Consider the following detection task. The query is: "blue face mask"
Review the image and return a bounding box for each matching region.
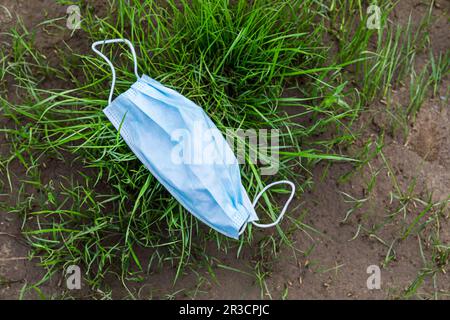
[92,39,295,239]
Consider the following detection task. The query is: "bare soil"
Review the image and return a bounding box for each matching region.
[0,0,449,299]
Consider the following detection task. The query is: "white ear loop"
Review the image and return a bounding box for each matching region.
[91,38,140,105]
[239,180,296,235]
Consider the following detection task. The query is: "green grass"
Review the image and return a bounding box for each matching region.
[1,0,445,298]
[0,0,364,293]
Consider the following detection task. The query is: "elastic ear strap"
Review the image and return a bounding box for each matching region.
[91,39,140,105]
[251,180,295,229]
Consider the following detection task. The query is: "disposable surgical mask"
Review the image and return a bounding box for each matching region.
[92,39,295,239]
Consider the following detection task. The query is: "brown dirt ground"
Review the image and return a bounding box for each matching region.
[0,0,449,299]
